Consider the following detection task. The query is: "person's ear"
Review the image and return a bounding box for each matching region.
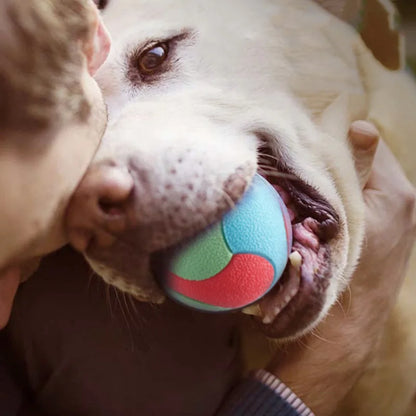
[83,3,112,76]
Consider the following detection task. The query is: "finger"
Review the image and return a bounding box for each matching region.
[365,139,412,192]
[348,121,379,189]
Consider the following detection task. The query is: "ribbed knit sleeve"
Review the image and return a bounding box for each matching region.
[216,369,315,416]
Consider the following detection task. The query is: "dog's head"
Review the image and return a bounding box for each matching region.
[67,0,368,338]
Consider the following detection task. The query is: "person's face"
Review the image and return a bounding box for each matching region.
[0,2,111,327]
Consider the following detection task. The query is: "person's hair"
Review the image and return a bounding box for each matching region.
[0,0,96,133]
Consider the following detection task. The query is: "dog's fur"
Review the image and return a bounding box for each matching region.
[70,0,416,414]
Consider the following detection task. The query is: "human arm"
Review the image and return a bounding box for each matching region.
[215,121,416,416]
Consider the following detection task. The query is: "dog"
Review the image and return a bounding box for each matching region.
[56,0,416,414]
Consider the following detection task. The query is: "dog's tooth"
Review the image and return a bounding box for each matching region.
[289,251,302,271]
[242,304,262,317]
[284,295,291,304]
[262,314,274,325]
[290,289,297,297]
[273,306,281,316]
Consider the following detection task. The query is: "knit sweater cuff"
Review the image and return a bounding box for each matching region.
[216,369,315,416]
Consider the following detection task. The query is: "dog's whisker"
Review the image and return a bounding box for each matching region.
[257,167,296,181]
[105,283,115,320]
[114,286,132,331]
[257,152,281,163]
[121,291,140,330]
[86,269,96,290]
[295,336,316,353]
[333,298,348,319]
[117,290,138,351]
[343,284,353,315]
[310,328,335,345]
[257,162,280,170]
[218,187,237,211]
[127,292,140,318]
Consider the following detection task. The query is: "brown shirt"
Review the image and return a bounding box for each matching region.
[5,248,242,416]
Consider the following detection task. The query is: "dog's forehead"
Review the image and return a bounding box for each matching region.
[102,0,187,33]
[97,0,364,125]
[101,0,284,40]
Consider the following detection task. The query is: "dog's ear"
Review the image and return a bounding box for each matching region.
[312,0,362,21]
[314,0,403,70]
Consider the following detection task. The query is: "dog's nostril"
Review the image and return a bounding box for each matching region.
[98,198,125,217]
[93,166,135,217]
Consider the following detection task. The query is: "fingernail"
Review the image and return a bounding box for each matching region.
[349,121,379,150]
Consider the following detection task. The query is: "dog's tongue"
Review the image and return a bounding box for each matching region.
[0,267,21,328]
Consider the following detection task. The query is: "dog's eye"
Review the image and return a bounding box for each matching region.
[137,43,169,74]
[94,0,109,10]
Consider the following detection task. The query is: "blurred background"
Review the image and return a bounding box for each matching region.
[396,0,416,71]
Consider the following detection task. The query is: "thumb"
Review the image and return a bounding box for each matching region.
[348,121,379,189]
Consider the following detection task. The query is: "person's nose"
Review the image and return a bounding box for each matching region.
[66,164,134,252]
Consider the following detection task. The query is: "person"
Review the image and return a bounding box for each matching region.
[0,0,110,328]
[0,2,415,416]
[0,0,111,413]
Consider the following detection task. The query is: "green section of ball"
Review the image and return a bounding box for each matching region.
[170,222,233,281]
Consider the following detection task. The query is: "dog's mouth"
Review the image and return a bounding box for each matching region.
[150,138,340,339]
[76,130,340,339]
[250,139,340,338]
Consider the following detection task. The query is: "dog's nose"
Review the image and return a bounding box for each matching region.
[66,164,134,252]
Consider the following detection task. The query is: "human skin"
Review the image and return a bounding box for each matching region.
[0,1,111,328]
[4,122,414,416]
[267,121,416,416]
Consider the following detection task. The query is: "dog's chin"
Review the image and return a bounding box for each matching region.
[87,256,166,304]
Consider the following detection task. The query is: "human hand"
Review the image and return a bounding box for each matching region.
[266,121,416,415]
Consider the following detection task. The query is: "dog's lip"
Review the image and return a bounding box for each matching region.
[283,179,339,242]
[252,160,339,338]
[256,243,331,338]
[266,171,340,244]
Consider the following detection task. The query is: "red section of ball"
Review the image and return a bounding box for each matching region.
[168,254,275,308]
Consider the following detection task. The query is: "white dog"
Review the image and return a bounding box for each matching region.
[65,0,416,414]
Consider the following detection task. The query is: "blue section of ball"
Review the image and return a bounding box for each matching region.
[222,174,290,285]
